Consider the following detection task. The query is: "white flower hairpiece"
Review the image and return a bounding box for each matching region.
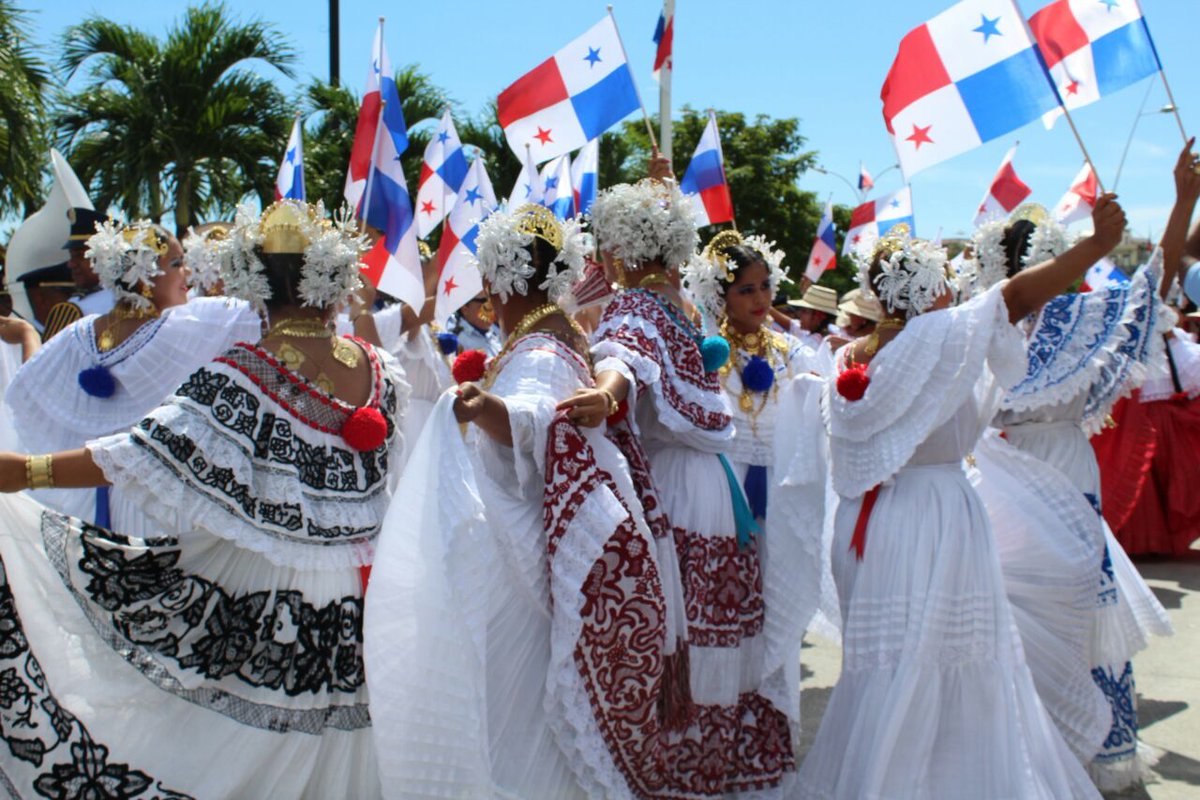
[589,179,697,271]
[220,202,270,310]
[681,231,791,319]
[296,203,366,309]
[473,204,586,305]
[85,220,167,311]
[858,231,951,319]
[963,211,1073,299]
[182,224,231,294]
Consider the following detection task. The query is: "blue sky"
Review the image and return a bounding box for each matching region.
[20,0,1197,243]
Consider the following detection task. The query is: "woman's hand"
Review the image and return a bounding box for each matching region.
[1174,137,1200,202]
[647,149,675,182]
[453,382,488,424]
[556,388,613,427]
[1089,194,1126,253]
[0,453,27,493]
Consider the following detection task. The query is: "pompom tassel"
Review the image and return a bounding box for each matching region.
[341,407,388,451]
[741,355,774,392]
[435,332,459,356]
[836,365,870,401]
[452,349,488,384]
[78,365,117,398]
[699,335,730,374]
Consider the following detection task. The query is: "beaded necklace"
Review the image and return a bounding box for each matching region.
[719,317,790,429]
[482,303,591,389]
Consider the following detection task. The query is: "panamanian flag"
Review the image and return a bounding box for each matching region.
[497,16,640,163]
[435,157,497,321]
[346,22,423,309]
[843,186,914,256]
[805,201,838,282]
[680,112,734,228]
[507,144,545,210]
[415,109,469,237]
[571,138,599,217]
[1030,0,1163,129]
[882,0,1061,180]
[539,154,575,220]
[274,115,305,201]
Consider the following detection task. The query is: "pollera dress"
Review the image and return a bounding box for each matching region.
[0,337,408,798]
[797,284,1101,800]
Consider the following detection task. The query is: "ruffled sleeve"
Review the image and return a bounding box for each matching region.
[1003,251,1173,433]
[826,283,1026,498]
[87,342,405,571]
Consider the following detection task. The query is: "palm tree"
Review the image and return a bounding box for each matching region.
[57,3,296,234]
[0,1,50,217]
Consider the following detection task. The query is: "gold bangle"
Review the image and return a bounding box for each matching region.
[599,389,619,417]
[25,454,54,490]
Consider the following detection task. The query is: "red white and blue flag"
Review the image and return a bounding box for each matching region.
[882,0,1061,180]
[1082,257,1130,291]
[345,23,423,308]
[435,157,497,321]
[508,145,545,210]
[415,109,469,237]
[858,162,874,193]
[843,186,914,256]
[974,143,1031,225]
[681,112,734,228]
[497,16,640,163]
[1031,0,1162,128]
[1054,161,1100,226]
[652,5,674,82]
[274,115,305,201]
[540,154,575,220]
[571,138,599,217]
[805,201,838,282]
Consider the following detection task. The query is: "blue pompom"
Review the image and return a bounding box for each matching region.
[78,365,116,398]
[742,355,775,393]
[436,332,459,355]
[1185,262,1200,307]
[700,335,730,373]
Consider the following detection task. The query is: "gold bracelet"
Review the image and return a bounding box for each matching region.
[599,389,620,417]
[25,454,54,490]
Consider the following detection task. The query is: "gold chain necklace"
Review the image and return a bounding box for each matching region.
[718,316,789,424]
[98,303,160,352]
[862,318,906,359]
[266,316,361,393]
[483,304,589,388]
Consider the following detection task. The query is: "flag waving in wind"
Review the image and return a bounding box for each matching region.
[652,5,674,82]
[346,22,422,309]
[497,15,640,163]
[843,186,914,256]
[882,0,1061,180]
[436,157,498,321]
[508,146,545,210]
[540,154,574,220]
[805,201,838,282]
[275,115,305,201]
[680,112,734,228]
[415,109,469,237]
[858,162,874,194]
[1055,162,1099,226]
[1030,0,1162,129]
[974,143,1031,225]
[571,139,599,216]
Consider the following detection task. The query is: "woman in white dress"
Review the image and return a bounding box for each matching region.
[563,174,797,796]
[796,195,1127,799]
[0,199,407,799]
[5,220,261,528]
[365,204,672,798]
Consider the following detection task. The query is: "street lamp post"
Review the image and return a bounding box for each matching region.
[812,163,900,204]
[1114,80,1175,191]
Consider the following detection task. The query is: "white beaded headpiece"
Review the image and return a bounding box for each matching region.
[182,223,232,294]
[858,227,951,319]
[85,220,168,311]
[589,179,697,271]
[682,230,790,318]
[963,205,1072,299]
[473,204,586,305]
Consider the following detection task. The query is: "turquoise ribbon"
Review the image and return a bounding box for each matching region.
[717,454,762,549]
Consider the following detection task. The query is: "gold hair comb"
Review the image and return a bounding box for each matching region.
[513,204,563,251]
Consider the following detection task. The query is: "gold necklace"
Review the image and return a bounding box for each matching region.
[98,303,159,352]
[637,272,671,289]
[862,318,906,358]
[483,304,588,388]
[267,317,331,338]
[266,317,361,392]
[718,317,789,422]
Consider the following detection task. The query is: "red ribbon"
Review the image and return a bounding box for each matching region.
[850,485,881,561]
[359,565,372,593]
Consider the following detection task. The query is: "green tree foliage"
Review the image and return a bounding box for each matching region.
[0,1,50,217]
[57,3,295,234]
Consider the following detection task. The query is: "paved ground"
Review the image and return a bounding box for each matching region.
[796,549,1200,798]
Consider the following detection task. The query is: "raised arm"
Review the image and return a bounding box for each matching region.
[1158,138,1200,297]
[0,317,42,362]
[1002,194,1126,323]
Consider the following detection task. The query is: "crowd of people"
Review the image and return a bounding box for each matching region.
[0,142,1198,799]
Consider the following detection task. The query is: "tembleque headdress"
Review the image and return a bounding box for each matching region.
[859,224,951,319]
[85,220,168,310]
[589,179,697,272]
[473,203,586,305]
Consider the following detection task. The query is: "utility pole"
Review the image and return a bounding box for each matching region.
[329,0,340,85]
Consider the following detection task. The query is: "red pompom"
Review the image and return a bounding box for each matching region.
[606,398,630,427]
[341,407,388,451]
[452,349,488,384]
[836,366,870,401]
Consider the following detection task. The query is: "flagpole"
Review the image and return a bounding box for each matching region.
[293,110,305,201]
[439,105,452,237]
[708,107,736,231]
[1157,70,1189,143]
[1009,0,1106,193]
[360,17,387,234]
[607,5,660,153]
[658,0,674,161]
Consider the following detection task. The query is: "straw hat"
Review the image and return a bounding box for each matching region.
[787,285,839,316]
[836,288,883,325]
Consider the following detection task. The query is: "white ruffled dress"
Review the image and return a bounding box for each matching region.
[0,339,407,799]
[593,289,796,797]
[365,333,672,799]
[797,285,1100,800]
[4,297,262,528]
[994,257,1174,790]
